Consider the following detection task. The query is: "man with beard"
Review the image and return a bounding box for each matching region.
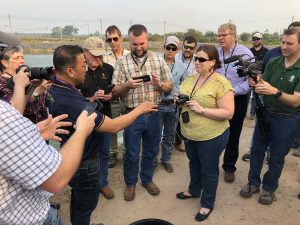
[112,24,173,201]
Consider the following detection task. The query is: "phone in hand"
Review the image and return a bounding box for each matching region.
[132,75,151,82]
[84,102,98,116]
[104,84,115,94]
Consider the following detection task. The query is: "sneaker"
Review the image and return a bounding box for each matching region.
[161,161,174,172]
[108,153,118,168]
[174,143,185,152]
[100,186,114,199]
[141,182,160,196]
[124,186,136,201]
[242,151,251,161]
[240,183,260,198]
[258,191,276,205]
[224,172,235,183]
[292,147,300,157]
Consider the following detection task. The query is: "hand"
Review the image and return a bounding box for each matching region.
[13,67,30,89]
[186,100,204,114]
[254,79,277,95]
[37,114,72,142]
[93,89,112,101]
[74,110,97,137]
[136,101,158,114]
[126,77,143,89]
[34,80,53,95]
[149,73,161,87]
[30,79,43,88]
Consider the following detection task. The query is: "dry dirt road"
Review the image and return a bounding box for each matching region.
[52,117,300,225]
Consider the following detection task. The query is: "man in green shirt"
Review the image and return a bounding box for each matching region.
[240,27,300,205]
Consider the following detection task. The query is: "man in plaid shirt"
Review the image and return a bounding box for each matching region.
[113,24,173,201]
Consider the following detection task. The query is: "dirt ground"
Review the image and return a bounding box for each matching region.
[52,116,300,225]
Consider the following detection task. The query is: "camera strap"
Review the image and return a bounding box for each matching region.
[131,52,148,72]
[189,71,214,99]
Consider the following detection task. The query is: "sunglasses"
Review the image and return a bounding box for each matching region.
[183,45,196,50]
[194,57,210,63]
[106,37,119,43]
[165,46,177,51]
[252,37,261,41]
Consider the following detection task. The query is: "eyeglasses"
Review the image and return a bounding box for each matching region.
[106,37,119,43]
[194,57,210,63]
[165,46,177,51]
[183,45,196,50]
[217,33,233,38]
[252,37,261,41]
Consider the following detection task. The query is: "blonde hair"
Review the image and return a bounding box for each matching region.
[218,23,237,36]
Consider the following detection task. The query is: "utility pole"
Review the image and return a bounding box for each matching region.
[100,18,103,39]
[163,21,166,42]
[292,15,295,22]
[88,22,90,37]
[60,26,63,42]
[8,14,13,34]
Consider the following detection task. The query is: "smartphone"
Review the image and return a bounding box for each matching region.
[104,84,115,94]
[132,75,151,82]
[84,102,98,116]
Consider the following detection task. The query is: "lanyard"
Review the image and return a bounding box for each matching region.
[190,71,214,99]
[164,55,175,73]
[131,52,148,72]
[182,54,193,71]
[112,48,125,60]
[222,43,236,77]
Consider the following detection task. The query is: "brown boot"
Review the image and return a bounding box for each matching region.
[100,186,114,199]
[124,186,136,201]
[141,182,160,196]
[174,143,185,152]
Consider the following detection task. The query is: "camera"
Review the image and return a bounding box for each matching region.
[176,94,190,106]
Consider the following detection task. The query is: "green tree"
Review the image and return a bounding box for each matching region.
[51,26,61,36]
[51,25,79,36]
[185,28,204,42]
[239,32,251,42]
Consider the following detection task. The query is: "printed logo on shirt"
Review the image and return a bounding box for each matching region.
[289,75,296,83]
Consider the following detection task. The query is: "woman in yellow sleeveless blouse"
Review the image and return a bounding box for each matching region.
[176,45,234,222]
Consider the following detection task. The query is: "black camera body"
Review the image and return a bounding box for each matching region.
[16,65,55,81]
[235,59,263,81]
[176,94,190,106]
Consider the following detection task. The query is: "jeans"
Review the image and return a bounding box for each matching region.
[292,121,300,148]
[69,158,100,225]
[43,207,64,225]
[223,94,248,173]
[185,129,230,209]
[99,132,111,188]
[123,110,161,186]
[158,103,177,163]
[110,101,122,154]
[248,111,300,192]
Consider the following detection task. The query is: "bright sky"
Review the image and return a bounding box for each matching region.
[1,0,299,35]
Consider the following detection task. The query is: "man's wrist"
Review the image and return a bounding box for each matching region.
[274,89,282,98]
[159,81,164,89]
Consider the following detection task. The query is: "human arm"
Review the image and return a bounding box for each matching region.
[96,101,157,133]
[149,73,173,93]
[39,111,97,193]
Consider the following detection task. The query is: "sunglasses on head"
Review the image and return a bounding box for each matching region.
[194,57,210,63]
[106,37,119,43]
[184,45,195,50]
[252,37,261,41]
[165,46,177,51]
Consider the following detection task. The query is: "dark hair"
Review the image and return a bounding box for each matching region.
[183,35,197,45]
[53,45,83,74]
[196,44,221,70]
[0,45,23,72]
[106,25,122,37]
[128,24,148,37]
[283,27,300,43]
[288,21,300,29]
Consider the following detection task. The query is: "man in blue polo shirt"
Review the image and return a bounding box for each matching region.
[47,45,157,225]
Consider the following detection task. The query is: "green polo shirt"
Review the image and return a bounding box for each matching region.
[262,56,300,114]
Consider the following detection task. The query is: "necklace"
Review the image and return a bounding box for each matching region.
[3,71,14,77]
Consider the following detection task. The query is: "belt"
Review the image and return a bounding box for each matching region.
[267,109,293,116]
[160,99,174,105]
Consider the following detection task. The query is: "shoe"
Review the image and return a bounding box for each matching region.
[91,223,104,225]
[124,186,136,201]
[174,143,185,152]
[50,202,60,210]
[176,191,200,199]
[224,172,235,183]
[242,151,251,161]
[292,147,300,157]
[141,182,160,196]
[195,208,213,222]
[240,183,260,198]
[108,153,118,168]
[100,186,114,199]
[161,161,174,172]
[249,114,255,120]
[258,191,276,205]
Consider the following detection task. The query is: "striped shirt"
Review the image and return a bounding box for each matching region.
[112,50,172,108]
[0,100,61,225]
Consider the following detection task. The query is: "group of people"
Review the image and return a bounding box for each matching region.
[0,20,299,225]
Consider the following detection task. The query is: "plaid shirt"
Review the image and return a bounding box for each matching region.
[103,48,131,68]
[0,100,61,225]
[112,50,172,108]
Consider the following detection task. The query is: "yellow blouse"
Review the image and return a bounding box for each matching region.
[179,72,233,141]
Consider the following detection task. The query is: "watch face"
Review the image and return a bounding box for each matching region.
[275,90,282,98]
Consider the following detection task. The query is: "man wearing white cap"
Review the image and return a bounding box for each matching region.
[157,36,188,172]
[81,37,115,200]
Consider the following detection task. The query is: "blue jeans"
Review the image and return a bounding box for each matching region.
[248,111,300,192]
[69,158,100,225]
[99,133,111,188]
[124,110,161,186]
[158,104,177,163]
[43,207,64,225]
[185,129,230,209]
[292,121,300,148]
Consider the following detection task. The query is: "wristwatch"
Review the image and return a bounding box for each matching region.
[274,90,282,98]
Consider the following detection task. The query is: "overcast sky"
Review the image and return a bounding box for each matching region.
[1,0,299,35]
